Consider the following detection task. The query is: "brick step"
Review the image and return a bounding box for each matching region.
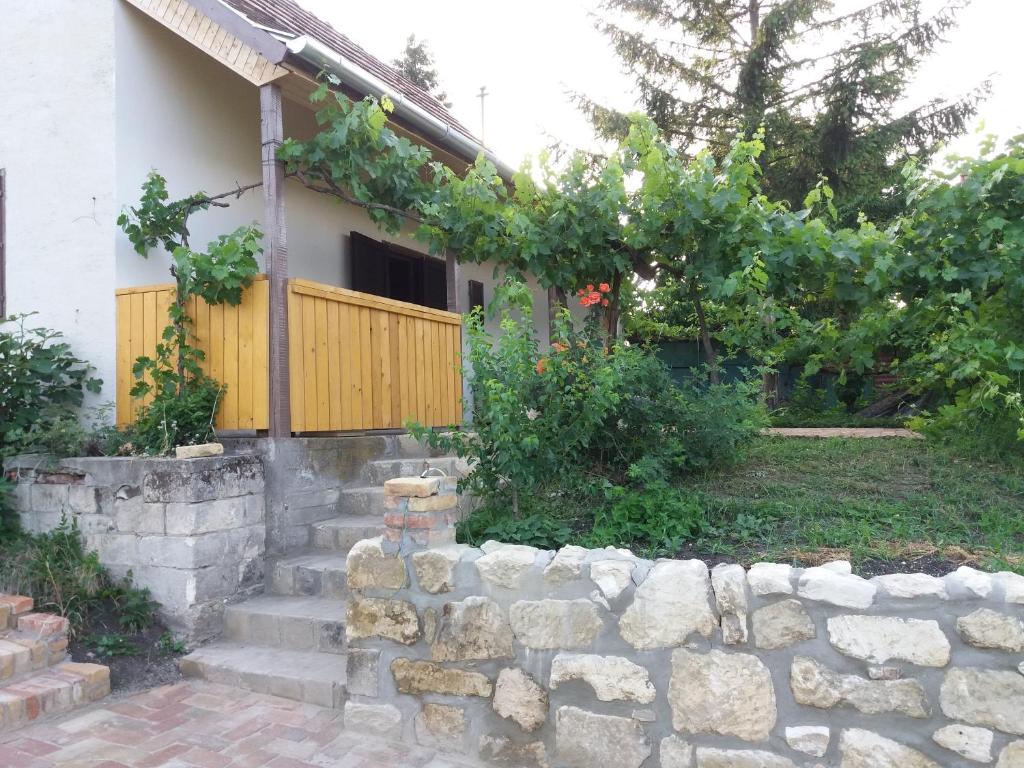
[1,612,72,686]
[179,642,346,708]
[0,595,34,631]
[0,662,109,733]
[270,550,351,598]
[311,514,386,551]
[360,456,467,486]
[224,595,346,654]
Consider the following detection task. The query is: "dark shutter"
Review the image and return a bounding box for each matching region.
[0,169,5,316]
[468,280,484,314]
[350,231,386,297]
[421,257,447,310]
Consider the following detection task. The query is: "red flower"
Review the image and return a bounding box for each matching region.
[589,291,601,303]
[599,282,611,293]
[601,298,610,307]
[586,284,594,292]
[576,288,585,296]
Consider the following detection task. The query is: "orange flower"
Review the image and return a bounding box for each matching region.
[599,282,611,293]
[589,291,601,303]
[536,358,548,374]
[552,342,569,353]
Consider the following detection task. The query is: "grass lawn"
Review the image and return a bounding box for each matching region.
[684,436,1024,574]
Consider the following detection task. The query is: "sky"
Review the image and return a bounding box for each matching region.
[299,0,1024,171]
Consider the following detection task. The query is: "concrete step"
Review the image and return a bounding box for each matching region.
[360,455,467,486]
[0,662,110,733]
[179,642,346,708]
[1,612,73,686]
[270,550,352,598]
[311,514,386,551]
[224,595,347,654]
[337,486,389,517]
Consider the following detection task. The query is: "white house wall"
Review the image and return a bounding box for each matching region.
[0,0,119,408]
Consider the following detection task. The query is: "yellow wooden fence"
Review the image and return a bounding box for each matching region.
[115,276,462,433]
[287,278,462,432]
[115,277,270,430]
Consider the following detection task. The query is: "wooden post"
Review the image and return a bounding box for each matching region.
[260,83,290,437]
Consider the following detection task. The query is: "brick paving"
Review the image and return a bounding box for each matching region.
[0,680,479,768]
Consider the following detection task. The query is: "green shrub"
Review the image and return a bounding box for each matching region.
[584,483,707,555]
[131,375,223,455]
[0,517,157,636]
[0,477,20,541]
[0,315,102,458]
[413,280,765,550]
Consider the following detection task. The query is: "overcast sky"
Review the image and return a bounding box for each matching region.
[299,0,1024,171]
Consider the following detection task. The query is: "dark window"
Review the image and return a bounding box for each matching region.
[0,169,5,316]
[468,280,484,314]
[350,231,447,310]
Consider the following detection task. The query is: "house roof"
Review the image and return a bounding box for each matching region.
[218,0,480,145]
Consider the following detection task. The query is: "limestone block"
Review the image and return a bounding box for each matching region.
[346,537,407,590]
[619,560,715,650]
[412,545,468,594]
[871,572,948,599]
[346,649,380,697]
[694,749,795,768]
[752,599,816,650]
[476,545,540,589]
[826,615,951,667]
[143,456,262,503]
[996,572,1024,604]
[493,668,548,732]
[384,476,440,497]
[797,567,876,609]
[165,496,251,535]
[785,726,829,757]
[839,729,939,768]
[957,608,1024,652]
[431,596,514,661]
[590,559,635,600]
[941,667,1024,735]
[668,648,776,742]
[711,563,748,645]
[415,703,466,751]
[544,545,589,583]
[947,566,993,598]
[343,702,402,739]
[790,656,930,718]
[174,442,223,459]
[549,653,656,703]
[346,598,420,645]
[479,735,550,768]
[660,736,693,768]
[747,563,794,596]
[554,706,651,768]
[113,494,164,534]
[509,599,603,650]
[391,658,492,697]
[407,493,458,512]
[997,742,1024,768]
[932,724,993,763]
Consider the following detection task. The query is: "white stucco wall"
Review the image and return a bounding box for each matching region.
[0,1,119,406]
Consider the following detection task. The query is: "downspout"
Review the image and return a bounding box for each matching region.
[284,36,516,179]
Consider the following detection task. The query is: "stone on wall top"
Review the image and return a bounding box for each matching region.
[384,476,441,497]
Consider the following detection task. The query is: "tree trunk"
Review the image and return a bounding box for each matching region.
[547,285,567,342]
[691,287,720,385]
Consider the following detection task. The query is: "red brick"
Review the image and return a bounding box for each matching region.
[0,595,34,615]
[17,613,69,638]
[136,743,191,768]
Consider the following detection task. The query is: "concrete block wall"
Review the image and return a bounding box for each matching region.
[5,454,265,641]
[344,487,1024,768]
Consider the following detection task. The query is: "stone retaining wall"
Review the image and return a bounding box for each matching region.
[345,480,1024,767]
[5,454,265,641]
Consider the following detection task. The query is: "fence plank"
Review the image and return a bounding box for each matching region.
[284,279,462,432]
[114,277,270,430]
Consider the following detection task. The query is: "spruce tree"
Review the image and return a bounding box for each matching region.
[392,34,452,109]
[583,0,986,224]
